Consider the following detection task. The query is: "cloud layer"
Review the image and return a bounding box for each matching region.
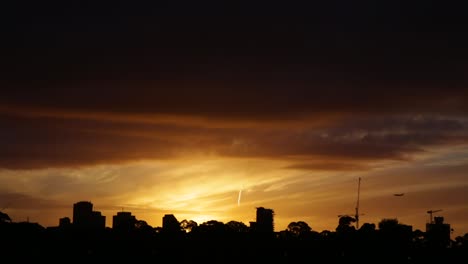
[1,0,467,237]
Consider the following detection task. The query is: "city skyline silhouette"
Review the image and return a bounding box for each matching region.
[1,1,468,260]
[1,199,466,262]
[0,198,461,238]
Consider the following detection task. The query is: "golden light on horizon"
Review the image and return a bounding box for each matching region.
[1,143,468,237]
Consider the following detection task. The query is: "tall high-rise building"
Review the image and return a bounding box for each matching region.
[255,207,274,233]
[72,201,106,229]
[73,201,93,226]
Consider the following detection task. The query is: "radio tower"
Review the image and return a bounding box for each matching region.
[355,177,361,229]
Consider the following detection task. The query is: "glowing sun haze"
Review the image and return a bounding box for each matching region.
[1,1,468,238]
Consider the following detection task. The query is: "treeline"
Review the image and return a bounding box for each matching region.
[1,215,467,263]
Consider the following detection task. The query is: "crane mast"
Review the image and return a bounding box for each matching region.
[427,209,442,224]
[355,177,361,229]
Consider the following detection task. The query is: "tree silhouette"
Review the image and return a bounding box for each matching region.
[225,220,249,233]
[377,218,413,262]
[135,220,153,234]
[287,221,312,237]
[378,218,400,230]
[180,219,198,233]
[412,229,425,247]
[197,220,226,234]
[0,211,11,223]
[453,233,468,248]
[359,222,376,233]
[336,215,356,234]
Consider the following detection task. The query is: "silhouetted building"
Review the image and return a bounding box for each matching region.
[72,201,106,229]
[254,207,274,233]
[73,201,92,224]
[113,211,136,232]
[162,214,180,233]
[92,211,106,228]
[249,221,257,231]
[59,217,71,228]
[426,216,451,248]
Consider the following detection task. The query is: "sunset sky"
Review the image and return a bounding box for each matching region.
[1,1,468,237]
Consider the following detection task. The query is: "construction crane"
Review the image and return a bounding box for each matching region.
[355,177,361,229]
[427,209,442,224]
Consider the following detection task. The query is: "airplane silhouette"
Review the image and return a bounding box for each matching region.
[393,193,405,196]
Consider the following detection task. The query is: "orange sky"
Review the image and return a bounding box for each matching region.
[1,1,468,239]
[1,106,467,238]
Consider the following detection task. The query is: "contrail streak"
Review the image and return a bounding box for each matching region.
[237,189,242,206]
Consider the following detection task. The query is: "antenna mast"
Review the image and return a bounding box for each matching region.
[355,177,361,229]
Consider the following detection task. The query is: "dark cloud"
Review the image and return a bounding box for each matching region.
[2,1,468,119]
[1,1,468,168]
[0,109,466,169]
[2,86,468,120]
[0,114,182,169]
[219,116,468,160]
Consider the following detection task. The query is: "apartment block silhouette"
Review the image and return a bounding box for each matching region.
[250,207,275,233]
[162,214,180,233]
[72,201,106,229]
[113,211,137,232]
